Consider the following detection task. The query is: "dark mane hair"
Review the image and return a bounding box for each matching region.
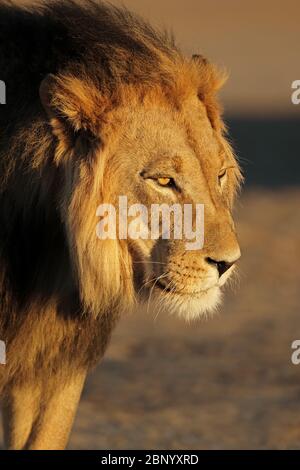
[0,0,178,121]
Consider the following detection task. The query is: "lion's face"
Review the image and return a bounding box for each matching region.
[98,91,241,320]
[41,61,242,320]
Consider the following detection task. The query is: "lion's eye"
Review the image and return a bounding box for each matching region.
[218,168,227,186]
[157,177,175,188]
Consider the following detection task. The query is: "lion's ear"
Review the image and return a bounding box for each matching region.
[191,53,226,98]
[192,54,209,66]
[39,74,108,138]
[191,54,227,132]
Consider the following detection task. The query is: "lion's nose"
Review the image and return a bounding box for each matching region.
[206,256,240,278]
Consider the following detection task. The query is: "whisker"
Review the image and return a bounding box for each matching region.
[137,275,158,295]
[146,271,169,316]
[132,261,167,265]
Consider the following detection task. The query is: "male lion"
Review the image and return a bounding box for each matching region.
[0,0,242,449]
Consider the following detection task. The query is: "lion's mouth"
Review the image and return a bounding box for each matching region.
[153,278,217,297]
[155,279,173,292]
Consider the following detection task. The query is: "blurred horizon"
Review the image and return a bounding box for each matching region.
[111,0,300,118]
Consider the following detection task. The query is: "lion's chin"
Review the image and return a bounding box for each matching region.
[143,285,222,322]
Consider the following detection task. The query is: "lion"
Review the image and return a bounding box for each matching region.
[0,0,242,449]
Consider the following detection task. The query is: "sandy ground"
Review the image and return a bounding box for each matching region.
[65,189,300,449]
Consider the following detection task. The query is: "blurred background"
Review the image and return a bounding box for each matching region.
[3,0,300,449]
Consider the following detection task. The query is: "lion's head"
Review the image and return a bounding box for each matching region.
[37,3,242,321]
